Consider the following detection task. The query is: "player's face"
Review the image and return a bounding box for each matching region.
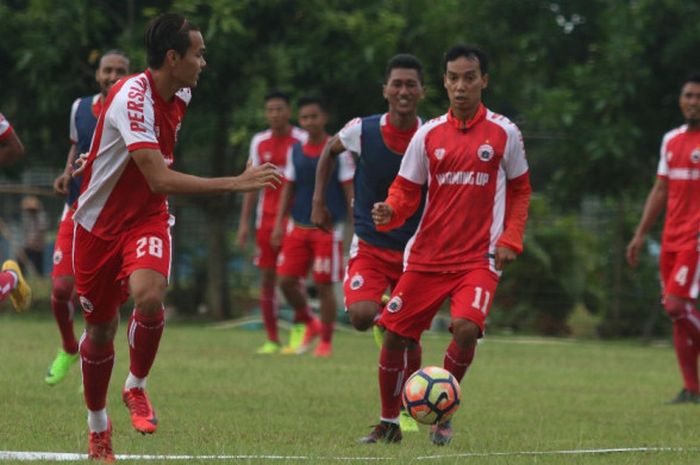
[297,103,327,139]
[95,54,129,98]
[265,98,291,132]
[173,30,206,88]
[444,56,488,120]
[383,68,424,117]
[679,82,700,127]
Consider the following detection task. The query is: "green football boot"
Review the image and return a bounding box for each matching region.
[45,348,79,385]
[255,340,281,355]
[399,407,419,433]
[281,323,306,354]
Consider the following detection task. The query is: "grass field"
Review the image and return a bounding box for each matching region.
[1,311,699,465]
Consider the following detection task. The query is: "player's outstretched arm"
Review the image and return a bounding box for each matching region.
[626,177,667,267]
[0,130,25,166]
[53,144,77,195]
[312,135,346,231]
[132,148,282,195]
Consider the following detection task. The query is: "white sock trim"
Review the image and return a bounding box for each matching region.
[124,372,147,390]
[87,408,108,433]
[380,416,400,424]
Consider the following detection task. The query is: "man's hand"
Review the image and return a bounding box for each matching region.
[626,235,644,267]
[372,202,393,226]
[72,152,89,177]
[494,246,517,270]
[234,162,282,192]
[235,223,249,248]
[311,200,332,232]
[53,172,71,196]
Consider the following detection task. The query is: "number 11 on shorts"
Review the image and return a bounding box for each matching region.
[472,287,490,314]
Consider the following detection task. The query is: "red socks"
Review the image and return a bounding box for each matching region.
[378,346,405,420]
[673,322,699,393]
[51,277,78,354]
[443,339,476,383]
[80,336,115,411]
[320,321,334,343]
[127,308,165,379]
[260,285,279,343]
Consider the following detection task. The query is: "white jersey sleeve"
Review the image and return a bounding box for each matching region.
[657,127,682,177]
[397,119,439,185]
[69,98,80,144]
[249,132,265,167]
[0,112,11,138]
[501,120,529,179]
[338,117,362,155]
[337,150,355,182]
[283,145,296,182]
[108,80,159,151]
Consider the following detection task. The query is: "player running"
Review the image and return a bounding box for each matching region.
[271,96,354,357]
[44,50,130,386]
[365,44,531,446]
[71,13,281,462]
[236,91,308,354]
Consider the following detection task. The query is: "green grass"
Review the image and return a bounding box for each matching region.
[1,311,699,464]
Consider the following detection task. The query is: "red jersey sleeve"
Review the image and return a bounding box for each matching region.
[376,175,423,231]
[496,172,531,254]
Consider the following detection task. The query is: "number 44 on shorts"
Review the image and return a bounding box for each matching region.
[136,236,163,258]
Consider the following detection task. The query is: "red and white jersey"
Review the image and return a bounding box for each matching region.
[657,125,700,252]
[398,105,529,273]
[0,112,14,141]
[73,70,190,239]
[248,126,307,228]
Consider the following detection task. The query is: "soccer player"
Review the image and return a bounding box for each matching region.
[0,112,25,165]
[312,54,425,430]
[0,112,31,312]
[44,50,130,386]
[236,91,308,354]
[365,44,531,445]
[626,72,700,405]
[71,13,282,462]
[271,97,354,357]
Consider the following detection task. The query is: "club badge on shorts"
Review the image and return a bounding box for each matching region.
[349,273,364,290]
[386,295,403,313]
[79,296,94,313]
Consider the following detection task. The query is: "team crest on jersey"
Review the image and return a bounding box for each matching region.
[79,296,94,313]
[53,249,63,265]
[434,148,446,160]
[691,148,700,163]
[349,273,364,290]
[263,151,272,161]
[477,144,495,162]
[386,295,403,313]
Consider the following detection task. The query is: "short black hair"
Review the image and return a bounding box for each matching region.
[101,49,129,62]
[442,44,489,76]
[264,90,291,105]
[145,13,199,69]
[385,53,424,84]
[297,96,325,112]
[682,72,700,88]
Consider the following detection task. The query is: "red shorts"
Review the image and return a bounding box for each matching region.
[51,207,74,278]
[660,248,700,301]
[379,268,499,341]
[276,223,343,284]
[343,237,404,308]
[254,225,283,269]
[73,221,171,324]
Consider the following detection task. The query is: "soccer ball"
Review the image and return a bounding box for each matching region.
[402,366,461,425]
